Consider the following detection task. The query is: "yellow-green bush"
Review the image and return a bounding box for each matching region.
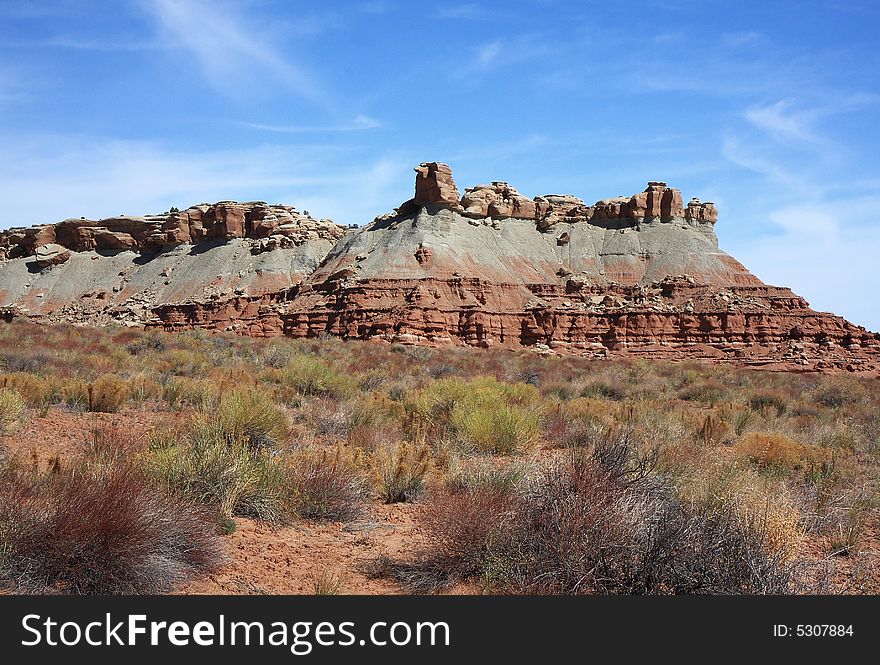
[406,377,543,454]
[281,355,356,399]
[88,374,130,413]
[144,422,290,522]
[162,376,216,410]
[211,388,289,449]
[0,388,26,435]
[371,441,431,503]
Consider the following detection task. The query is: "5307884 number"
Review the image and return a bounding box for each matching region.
[773,625,854,637]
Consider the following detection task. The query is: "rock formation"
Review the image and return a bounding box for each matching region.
[0,202,346,326]
[1,163,877,372]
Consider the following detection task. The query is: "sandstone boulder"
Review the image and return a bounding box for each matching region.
[461,182,536,219]
[34,243,70,268]
[93,229,138,251]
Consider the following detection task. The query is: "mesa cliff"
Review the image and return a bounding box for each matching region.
[1,163,877,372]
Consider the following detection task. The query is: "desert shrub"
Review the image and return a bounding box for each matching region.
[358,369,388,391]
[261,342,293,369]
[213,388,289,450]
[444,461,528,497]
[348,394,405,450]
[678,380,725,405]
[162,376,216,410]
[406,378,542,455]
[281,355,355,399]
[816,423,858,452]
[579,380,626,401]
[128,374,162,404]
[0,373,51,406]
[298,397,352,439]
[145,423,290,522]
[88,374,129,413]
[698,413,731,446]
[371,441,431,503]
[0,455,224,594]
[160,349,211,377]
[287,446,368,521]
[812,378,866,409]
[0,389,25,435]
[749,392,788,417]
[415,444,800,594]
[60,379,89,411]
[735,432,830,472]
[547,397,615,448]
[419,468,523,581]
[672,453,806,557]
[542,381,577,401]
[826,491,875,555]
[126,333,166,355]
[312,569,343,595]
[452,400,541,454]
[731,408,757,436]
[0,352,48,374]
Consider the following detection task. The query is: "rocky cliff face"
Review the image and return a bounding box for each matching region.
[0,202,346,325]
[2,163,877,371]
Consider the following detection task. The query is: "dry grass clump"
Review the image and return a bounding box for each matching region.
[749,391,788,417]
[348,393,405,450]
[579,380,626,401]
[145,420,290,523]
[735,432,830,472]
[162,376,216,410]
[0,388,25,435]
[0,449,224,594]
[371,441,431,503]
[0,372,52,406]
[675,456,805,557]
[212,388,289,450]
[678,379,726,405]
[812,377,865,409]
[88,373,129,413]
[286,446,368,521]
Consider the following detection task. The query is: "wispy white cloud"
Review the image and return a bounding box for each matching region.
[4,37,161,51]
[475,41,502,68]
[745,95,879,145]
[139,0,326,104]
[743,100,821,145]
[241,115,383,133]
[720,133,807,191]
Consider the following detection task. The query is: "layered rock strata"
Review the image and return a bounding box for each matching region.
[149,163,879,372]
[1,163,877,371]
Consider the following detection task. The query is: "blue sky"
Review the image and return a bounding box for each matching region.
[1,0,879,330]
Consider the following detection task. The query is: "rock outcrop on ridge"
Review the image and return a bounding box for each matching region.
[1,163,878,371]
[0,202,345,326]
